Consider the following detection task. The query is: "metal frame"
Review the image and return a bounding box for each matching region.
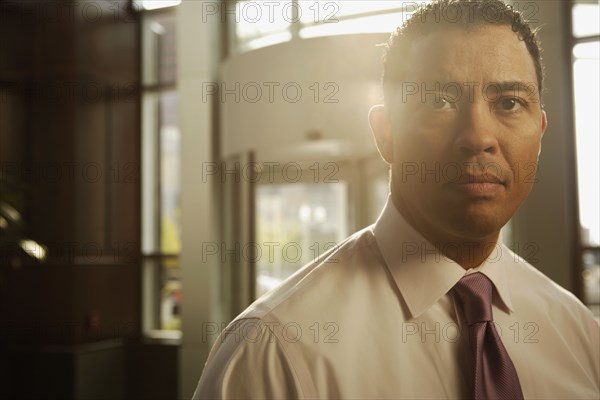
[566,0,600,302]
[137,2,181,334]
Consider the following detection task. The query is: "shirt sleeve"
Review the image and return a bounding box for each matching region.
[192,318,303,400]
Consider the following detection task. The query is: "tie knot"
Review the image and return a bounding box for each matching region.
[454,272,493,324]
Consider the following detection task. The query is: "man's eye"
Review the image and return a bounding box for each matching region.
[497,97,525,111]
[426,97,455,110]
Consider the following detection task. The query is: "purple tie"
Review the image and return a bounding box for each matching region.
[454,273,524,400]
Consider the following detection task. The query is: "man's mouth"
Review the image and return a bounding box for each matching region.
[447,174,506,196]
[457,174,505,184]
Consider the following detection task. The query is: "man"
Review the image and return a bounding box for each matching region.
[194,0,600,398]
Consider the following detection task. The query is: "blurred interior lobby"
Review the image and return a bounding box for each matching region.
[0,0,598,398]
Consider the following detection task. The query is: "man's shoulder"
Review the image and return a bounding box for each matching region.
[236,225,380,322]
[505,244,596,320]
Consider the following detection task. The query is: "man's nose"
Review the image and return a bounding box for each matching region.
[453,106,499,157]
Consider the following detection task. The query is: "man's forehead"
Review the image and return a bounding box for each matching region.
[405,25,536,78]
[409,25,527,58]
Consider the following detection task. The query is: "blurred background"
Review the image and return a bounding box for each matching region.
[0,0,598,398]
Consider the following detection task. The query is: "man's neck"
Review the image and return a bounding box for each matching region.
[392,196,500,270]
[433,239,499,270]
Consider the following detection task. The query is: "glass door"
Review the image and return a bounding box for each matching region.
[255,181,349,298]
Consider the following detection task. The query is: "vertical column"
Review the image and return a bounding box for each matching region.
[508,0,577,291]
[177,1,222,398]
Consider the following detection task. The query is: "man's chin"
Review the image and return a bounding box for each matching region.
[437,209,507,243]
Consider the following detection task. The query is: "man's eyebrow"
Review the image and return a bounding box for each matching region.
[421,80,539,94]
[492,81,539,95]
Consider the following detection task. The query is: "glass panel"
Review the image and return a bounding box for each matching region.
[255,182,348,298]
[300,0,428,22]
[572,3,600,38]
[232,0,434,51]
[573,42,600,246]
[236,0,292,40]
[158,11,177,85]
[142,92,180,255]
[142,10,177,86]
[140,6,180,336]
[160,91,181,253]
[300,12,405,38]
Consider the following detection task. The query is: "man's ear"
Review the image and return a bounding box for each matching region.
[541,109,548,138]
[539,109,548,156]
[369,105,394,164]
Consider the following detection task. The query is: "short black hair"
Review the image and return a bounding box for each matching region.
[382,0,544,107]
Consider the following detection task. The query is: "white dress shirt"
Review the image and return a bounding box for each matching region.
[193,197,600,399]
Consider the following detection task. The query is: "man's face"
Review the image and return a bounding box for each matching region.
[374,25,547,243]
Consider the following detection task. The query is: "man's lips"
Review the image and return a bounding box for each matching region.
[447,174,506,195]
[455,174,505,185]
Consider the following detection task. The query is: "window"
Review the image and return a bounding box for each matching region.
[140,5,182,337]
[571,0,600,318]
[255,182,348,297]
[231,0,432,53]
[234,0,293,51]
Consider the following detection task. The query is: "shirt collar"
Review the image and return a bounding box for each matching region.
[467,244,515,314]
[373,195,515,319]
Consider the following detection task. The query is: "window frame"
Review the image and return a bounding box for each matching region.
[137,2,182,338]
[228,0,428,54]
[566,0,600,309]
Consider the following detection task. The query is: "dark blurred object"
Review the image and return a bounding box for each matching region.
[0,172,46,267]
